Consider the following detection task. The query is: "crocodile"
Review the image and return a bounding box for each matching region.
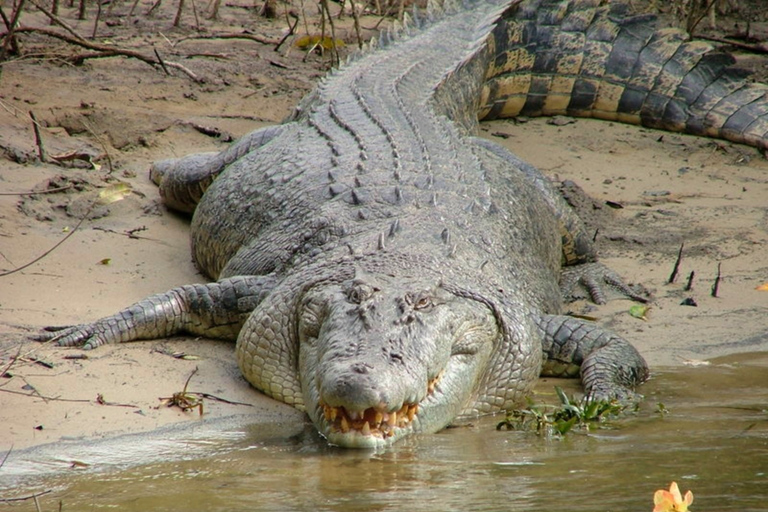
[37,0,768,448]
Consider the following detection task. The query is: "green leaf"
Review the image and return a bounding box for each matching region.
[555,416,578,435]
[629,304,651,321]
[555,386,571,406]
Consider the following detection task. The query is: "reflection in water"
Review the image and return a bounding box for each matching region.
[2,353,766,511]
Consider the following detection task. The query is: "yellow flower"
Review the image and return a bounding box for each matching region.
[653,482,694,512]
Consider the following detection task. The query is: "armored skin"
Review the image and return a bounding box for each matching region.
[38,0,768,448]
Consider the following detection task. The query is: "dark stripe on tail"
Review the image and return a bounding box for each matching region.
[481,0,768,151]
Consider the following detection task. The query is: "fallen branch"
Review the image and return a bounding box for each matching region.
[176,31,280,46]
[4,26,205,82]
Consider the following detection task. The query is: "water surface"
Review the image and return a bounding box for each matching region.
[2,353,766,511]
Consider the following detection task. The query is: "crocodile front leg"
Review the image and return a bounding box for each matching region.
[535,314,649,401]
[34,275,278,349]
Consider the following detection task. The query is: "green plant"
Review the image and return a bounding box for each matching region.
[497,386,626,436]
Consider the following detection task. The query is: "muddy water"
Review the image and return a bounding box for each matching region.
[2,353,767,511]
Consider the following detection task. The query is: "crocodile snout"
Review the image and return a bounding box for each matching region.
[320,363,403,412]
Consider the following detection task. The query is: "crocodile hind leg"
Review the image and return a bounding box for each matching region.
[470,137,646,304]
[535,314,649,401]
[33,275,278,349]
[150,124,285,214]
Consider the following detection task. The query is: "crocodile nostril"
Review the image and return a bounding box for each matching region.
[351,362,373,374]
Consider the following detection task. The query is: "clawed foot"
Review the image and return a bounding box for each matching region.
[560,262,649,305]
[32,321,123,349]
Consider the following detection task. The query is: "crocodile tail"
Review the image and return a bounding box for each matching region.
[480,0,768,151]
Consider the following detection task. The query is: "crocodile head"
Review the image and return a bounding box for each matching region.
[298,272,501,448]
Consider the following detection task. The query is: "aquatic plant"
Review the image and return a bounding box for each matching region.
[497,386,625,436]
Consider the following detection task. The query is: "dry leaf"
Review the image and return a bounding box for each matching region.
[97,183,132,205]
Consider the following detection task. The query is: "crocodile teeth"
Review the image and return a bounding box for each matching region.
[320,402,419,438]
[320,371,442,438]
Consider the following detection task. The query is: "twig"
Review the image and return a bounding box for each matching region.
[208,0,222,19]
[350,0,363,50]
[190,0,201,30]
[27,0,88,43]
[0,387,89,402]
[317,0,340,66]
[668,243,684,284]
[93,225,158,241]
[693,33,768,54]
[163,60,202,82]
[0,184,73,196]
[274,14,299,52]
[146,0,163,16]
[0,490,53,503]
[0,343,23,381]
[92,0,102,39]
[0,444,12,471]
[686,0,716,34]
[711,262,722,297]
[29,110,46,162]
[153,47,171,75]
[194,392,253,406]
[129,0,142,16]
[71,118,113,172]
[684,270,695,291]
[0,198,98,277]
[0,387,138,407]
[0,0,25,59]
[96,393,139,408]
[173,0,185,26]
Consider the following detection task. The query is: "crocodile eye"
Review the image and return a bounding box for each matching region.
[413,295,432,310]
[348,288,363,304]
